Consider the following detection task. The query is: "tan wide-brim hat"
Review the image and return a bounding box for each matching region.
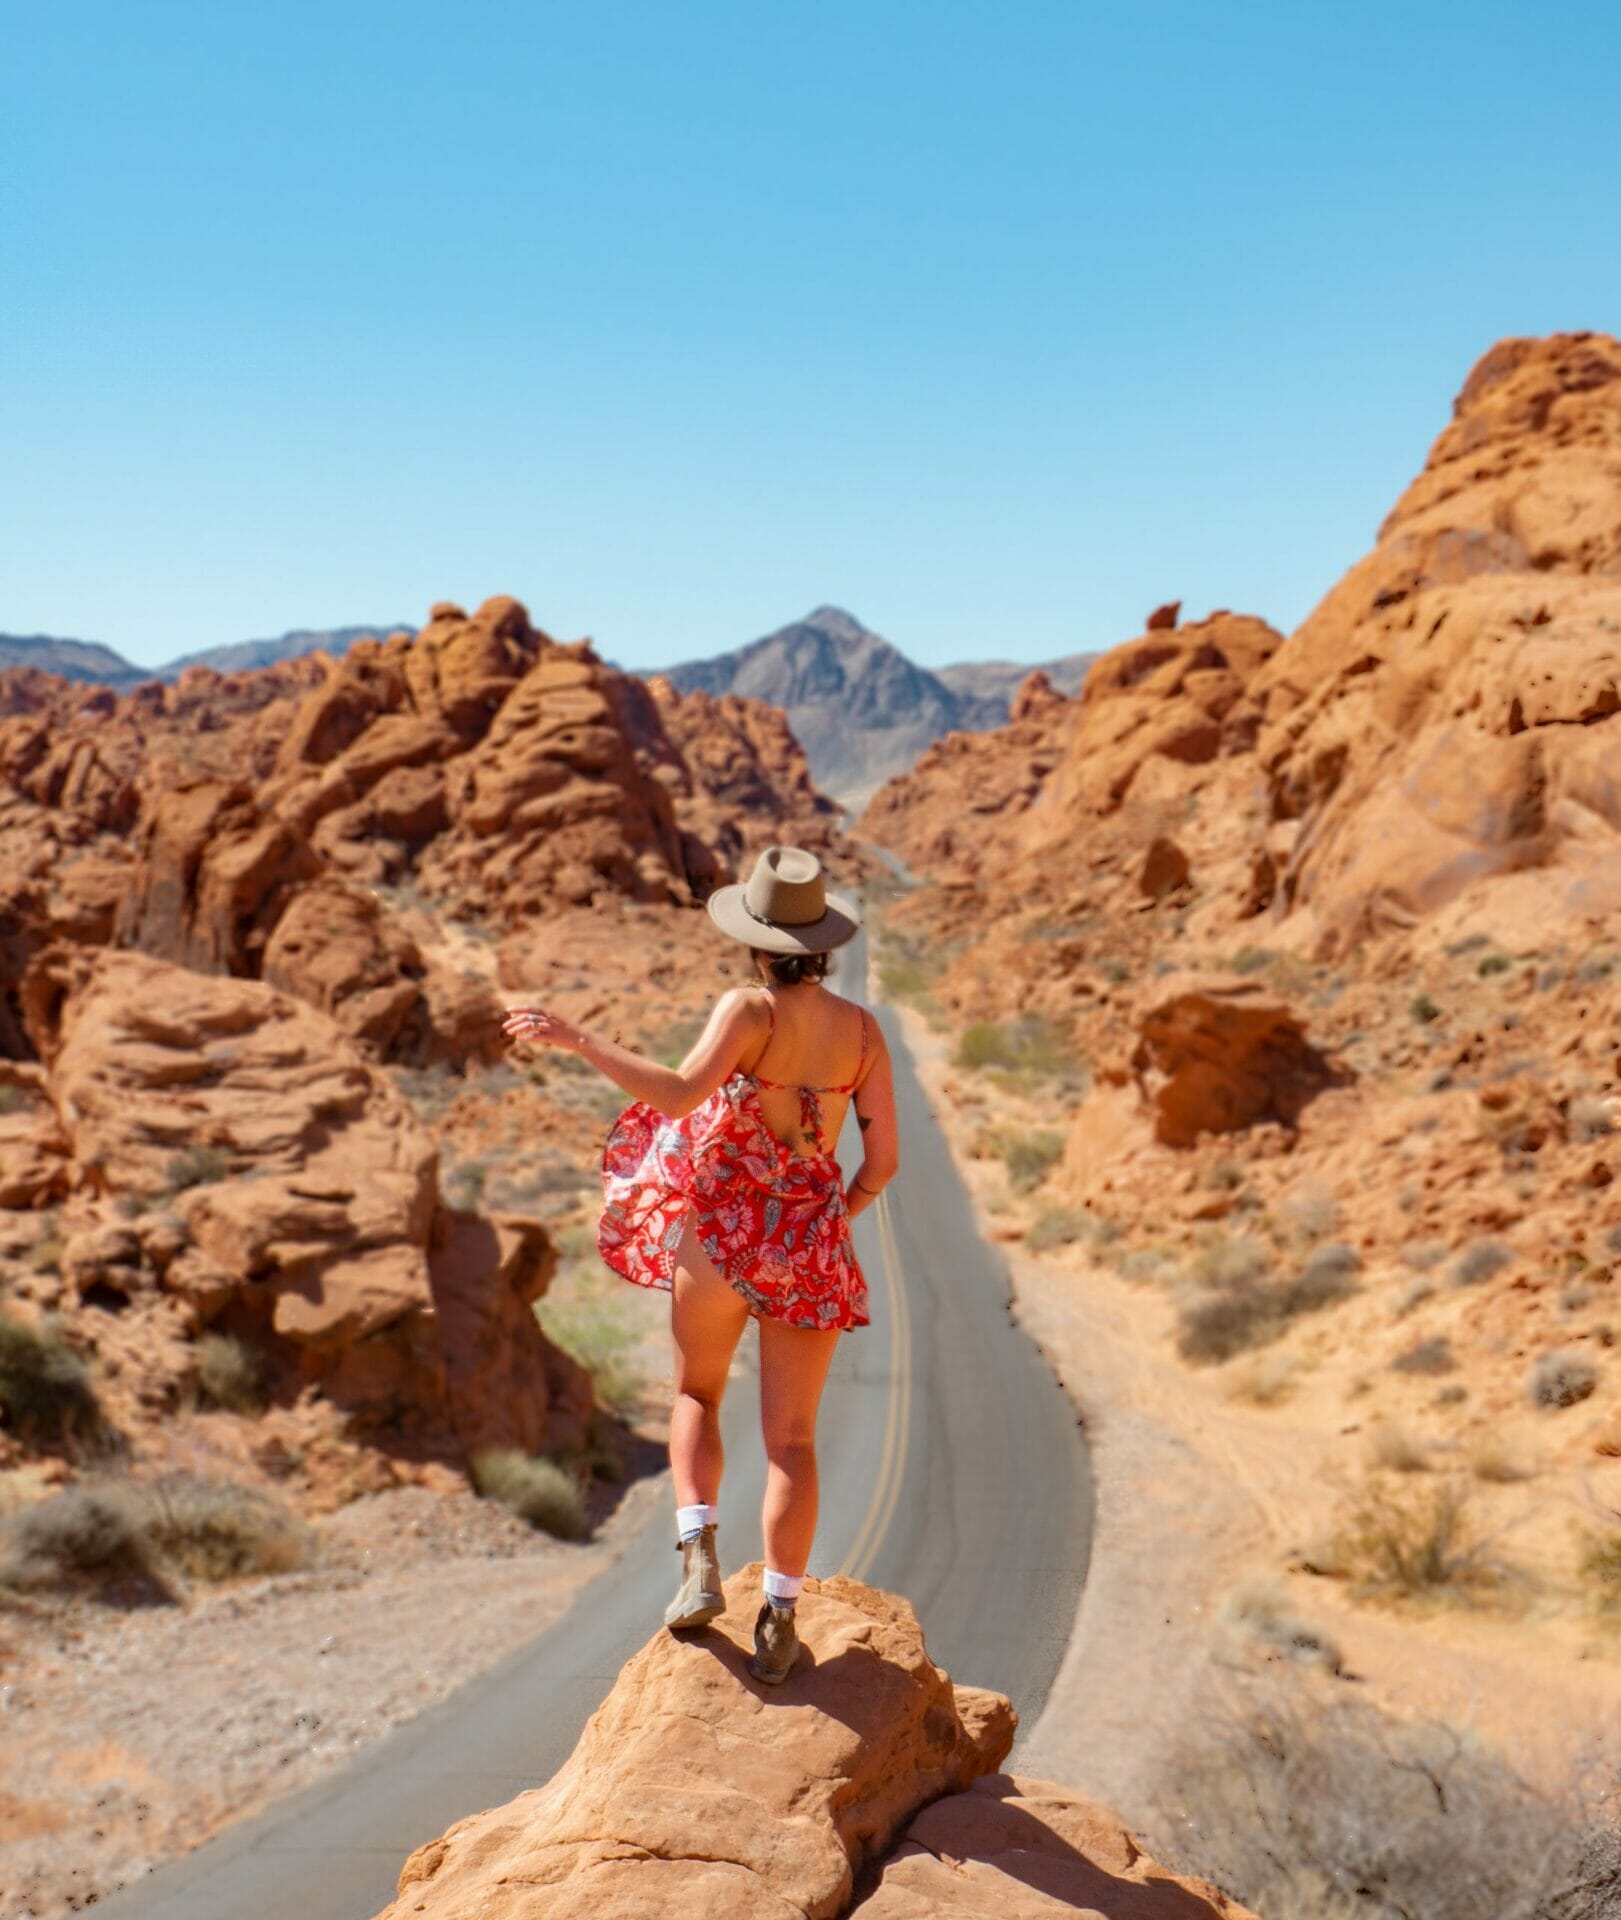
[706,845,861,955]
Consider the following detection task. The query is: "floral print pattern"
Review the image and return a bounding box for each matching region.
[598,1072,869,1332]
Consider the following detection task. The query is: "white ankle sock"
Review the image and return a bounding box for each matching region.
[677,1503,717,1543]
[763,1569,804,1607]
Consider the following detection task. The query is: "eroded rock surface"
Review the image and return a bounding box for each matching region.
[377,1570,1016,1920]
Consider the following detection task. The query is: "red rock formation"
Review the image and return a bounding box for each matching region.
[375,1571,1250,1920]
[1251,331,1621,950]
[855,1773,1253,1916]
[12,947,588,1458]
[1145,600,1182,631]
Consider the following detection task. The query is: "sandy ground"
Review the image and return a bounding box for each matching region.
[0,1473,665,1918]
[889,1000,1621,1837]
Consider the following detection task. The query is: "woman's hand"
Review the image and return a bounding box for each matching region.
[502,1004,585,1053]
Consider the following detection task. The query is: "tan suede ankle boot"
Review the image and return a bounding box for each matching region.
[748,1599,799,1684]
[663,1523,724,1631]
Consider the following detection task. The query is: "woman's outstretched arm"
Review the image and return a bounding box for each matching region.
[503,988,765,1119]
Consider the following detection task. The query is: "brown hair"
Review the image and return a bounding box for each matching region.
[751,947,832,988]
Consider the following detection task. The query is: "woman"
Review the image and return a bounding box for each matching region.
[502,845,898,1684]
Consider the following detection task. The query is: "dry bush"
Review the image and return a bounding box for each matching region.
[1453,1238,1515,1287]
[1178,1240,1360,1365]
[1366,1423,1430,1473]
[1399,1238,1450,1273]
[141,1473,310,1581]
[1471,1438,1534,1484]
[1392,1335,1456,1376]
[1332,1475,1506,1600]
[0,1482,169,1601]
[1280,1184,1344,1243]
[192,1333,264,1414]
[0,1473,309,1598]
[472,1450,586,1540]
[1024,1206,1091,1253]
[163,1143,236,1195]
[0,1313,104,1451]
[1158,1675,1621,1920]
[1531,1350,1600,1411]
[976,1126,1065,1194]
[1584,1533,1621,1613]
[1224,1585,1343,1675]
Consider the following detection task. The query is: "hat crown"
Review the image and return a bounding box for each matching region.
[743,846,826,928]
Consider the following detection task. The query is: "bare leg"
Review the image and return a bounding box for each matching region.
[758,1317,841,1577]
[669,1215,750,1508]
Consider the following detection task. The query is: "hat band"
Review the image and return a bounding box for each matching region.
[743,896,824,932]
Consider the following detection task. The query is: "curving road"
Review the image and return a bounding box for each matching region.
[98,916,1093,1920]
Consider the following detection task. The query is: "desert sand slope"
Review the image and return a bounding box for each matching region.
[373,1570,1251,1920]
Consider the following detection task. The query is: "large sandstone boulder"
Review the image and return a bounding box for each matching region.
[1132,979,1343,1146]
[1252,331,1621,950]
[16,947,587,1455]
[377,1570,1016,1920]
[853,1774,1256,1917]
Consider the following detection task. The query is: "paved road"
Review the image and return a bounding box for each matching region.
[100,919,1093,1920]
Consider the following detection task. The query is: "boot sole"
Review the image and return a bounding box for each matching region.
[664,1596,725,1632]
[748,1658,794,1684]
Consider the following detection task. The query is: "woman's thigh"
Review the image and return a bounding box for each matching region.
[758,1315,841,1453]
[670,1215,750,1402]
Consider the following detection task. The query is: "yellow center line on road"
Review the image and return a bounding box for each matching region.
[838,1191,913,1582]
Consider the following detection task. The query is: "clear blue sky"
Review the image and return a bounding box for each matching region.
[4,1,1617,671]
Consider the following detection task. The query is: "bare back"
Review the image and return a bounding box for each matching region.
[736,986,871,1160]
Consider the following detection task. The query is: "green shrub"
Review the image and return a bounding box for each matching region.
[1477,952,1513,977]
[1228,946,1275,975]
[987,1127,1065,1193]
[163,1144,236,1194]
[1409,993,1442,1025]
[535,1290,643,1420]
[0,1313,104,1449]
[954,1015,1081,1084]
[141,1473,310,1581]
[471,1450,587,1540]
[1529,1350,1599,1410]
[192,1333,264,1414]
[1393,1335,1456,1376]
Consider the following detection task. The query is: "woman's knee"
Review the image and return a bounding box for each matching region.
[675,1378,727,1418]
[763,1427,818,1473]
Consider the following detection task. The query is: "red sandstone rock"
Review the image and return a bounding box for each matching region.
[378,1571,1015,1919]
[1145,600,1182,631]
[854,1773,1256,1917]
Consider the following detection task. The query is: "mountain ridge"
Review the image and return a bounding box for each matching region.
[0,623,413,687]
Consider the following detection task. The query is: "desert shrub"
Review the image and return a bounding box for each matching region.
[0,1482,166,1599]
[1399,1238,1450,1272]
[1453,1238,1514,1287]
[1159,1677,1621,1920]
[141,1473,310,1581]
[1585,1533,1621,1611]
[1024,1207,1091,1253]
[1279,1183,1342,1241]
[1396,1278,1436,1317]
[471,1450,586,1540]
[163,1143,236,1194]
[1392,1335,1455,1376]
[1476,952,1513,977]
[1471,1438,1532,1484]
[1228,945,1275,975]
[1225,1585,1343,1673]
[0,1083,26,1115]
[974,1125,1064,1193]
[535,1289,642,1419]
[192,1334,264,1414]
[1366,1423,1430,1473]
[1333,1475,1502,1598]
[954,1015,1082,1086]
[1299,1242,1362,1295]
[446,1159,491,1210]
[1178,1240,1358,1365]
[0,1313,104,1449]
[1409,992,1442,1025]
[1116,1246,1177,1284]
[1530,1349,1599,1410]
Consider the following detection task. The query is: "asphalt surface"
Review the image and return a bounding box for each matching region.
[99,919,1094,1920]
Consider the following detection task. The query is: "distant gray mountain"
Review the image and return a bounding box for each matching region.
[936,651,1094,710]
[159,623,412,678]
[659,607,1092,805]
[0,632,146,686]
[0,623,411,687]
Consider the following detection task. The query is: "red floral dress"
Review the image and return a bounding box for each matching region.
[598,1007,870,1331]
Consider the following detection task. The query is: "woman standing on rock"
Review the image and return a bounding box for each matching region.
[503,846,897,1684]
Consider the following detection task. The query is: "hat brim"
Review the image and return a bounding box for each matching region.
[706,884,862,954]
